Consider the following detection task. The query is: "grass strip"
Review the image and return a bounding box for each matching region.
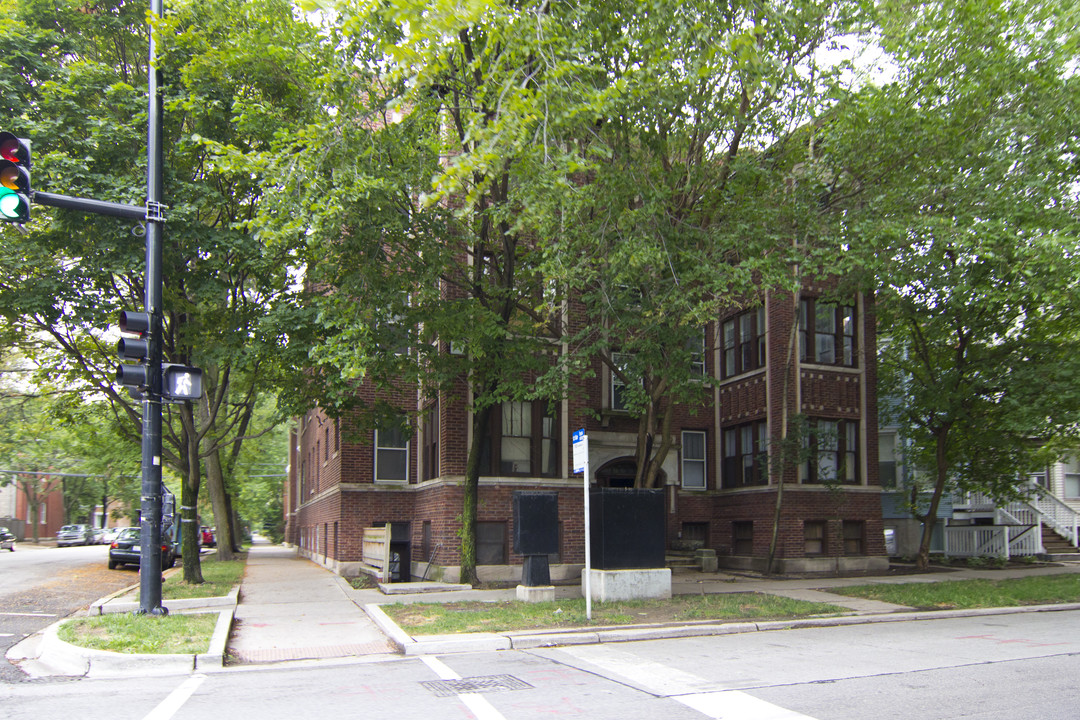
[60,553,246,654]
[831,574,1080,610]
[382,592,844,635]
[58,613,219,655]
[160,552,247,600]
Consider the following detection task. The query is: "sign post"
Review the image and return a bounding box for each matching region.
[572,429,591,621]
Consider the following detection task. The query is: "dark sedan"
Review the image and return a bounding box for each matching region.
[108,527,176,570]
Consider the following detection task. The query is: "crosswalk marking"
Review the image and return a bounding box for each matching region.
[556,645,819,720]
[421,656,508,720]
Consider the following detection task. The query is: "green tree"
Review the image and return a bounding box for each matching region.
[0,0,321,578]
[259,0,870,580]
[530,1,864,487]
[824,0,1080,567]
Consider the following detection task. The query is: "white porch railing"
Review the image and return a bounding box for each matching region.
[949,483,1080,556]
[944,525,1042,559]
[1023,486,1080,546]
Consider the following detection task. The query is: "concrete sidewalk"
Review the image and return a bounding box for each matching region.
[227,545,398,664]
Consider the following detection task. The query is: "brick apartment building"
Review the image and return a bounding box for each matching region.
[284,284,888,582]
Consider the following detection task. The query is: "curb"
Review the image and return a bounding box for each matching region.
[8,588,239,678]
[92,586,240,615]
[363,600,1080,655]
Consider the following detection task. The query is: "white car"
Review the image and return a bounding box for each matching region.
[0,527,14,551]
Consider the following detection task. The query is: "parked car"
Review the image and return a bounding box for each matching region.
[108,527,176,570]
[56,524,94,547]
[0,526,14,551]
[200,526,215,547]
[100,527,120,544]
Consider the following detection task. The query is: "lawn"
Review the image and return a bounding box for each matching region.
[831,573,1080,610]
[161,552,247,600]
[58,612,220,654]
[382,592,845,635]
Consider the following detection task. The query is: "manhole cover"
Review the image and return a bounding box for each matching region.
[421,674,534,697]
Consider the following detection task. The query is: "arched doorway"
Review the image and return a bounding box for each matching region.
[595,458,637,488]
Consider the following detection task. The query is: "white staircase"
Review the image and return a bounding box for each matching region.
[946,485,1080,559]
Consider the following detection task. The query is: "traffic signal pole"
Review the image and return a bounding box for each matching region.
[138,0,167,616]
[6,3,172,614]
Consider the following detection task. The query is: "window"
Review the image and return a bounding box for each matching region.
[610,352,634,411]
[681,431,707,490]
[804,521,826,555]
[422,405,439,481]
[687,328,706,377]
[1065,456,1080,499]
[480,401,559,477]
[722,307,766,378]
[722,420,768,488]
[422,520,432,561]
[477,521,507,565]
[374,422,409,482]
[802,419,859,484]
[732,521,753,555]
[843,521,865,555]
[878,431,897,488]
[799,299,856,367]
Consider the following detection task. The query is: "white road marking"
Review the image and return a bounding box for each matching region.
[679,691,818,719]
[558,645,819,720]
[141,673,207,720]
[421,656,507,720]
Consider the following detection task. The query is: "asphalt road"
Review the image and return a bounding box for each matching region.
[0,542,136,683]
[2,607,1079,718]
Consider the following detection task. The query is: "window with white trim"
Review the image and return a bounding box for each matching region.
[374,422,409,482]
[681,431,707,490]
[1065,455,1080,499]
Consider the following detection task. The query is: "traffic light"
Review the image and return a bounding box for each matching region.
[162,364,203,401]
[116,310,151,390]
[0,132,31,223]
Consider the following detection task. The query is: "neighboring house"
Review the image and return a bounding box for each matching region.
[877,417,1080,560]
[284,286,889,582]
[13,478,65,541]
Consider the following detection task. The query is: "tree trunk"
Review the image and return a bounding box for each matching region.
[460,401,493,586]
[198,386,235,560]
[226,492,243,551]
[767,291,801,575]
[178,404,204,584]
[203,447,235,561]
[641,398,674,489]
[915,429,950,571]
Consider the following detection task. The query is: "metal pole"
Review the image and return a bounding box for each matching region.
[138,0,167,616]
[584,448,591,622]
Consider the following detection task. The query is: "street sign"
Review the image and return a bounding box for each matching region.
[573,428,592,620]
[573,429,588,475]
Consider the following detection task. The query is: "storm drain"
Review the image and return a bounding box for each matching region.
[421,674,533,698]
